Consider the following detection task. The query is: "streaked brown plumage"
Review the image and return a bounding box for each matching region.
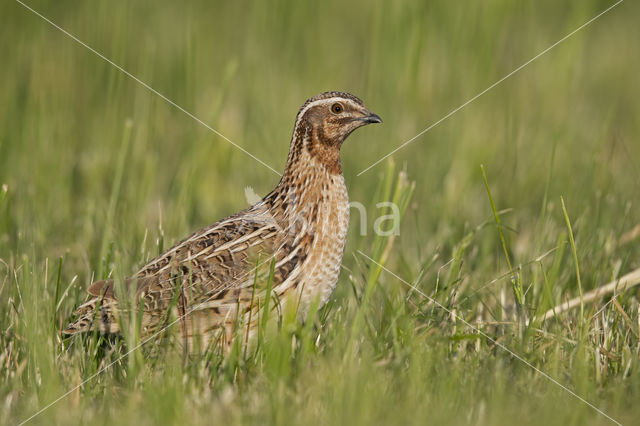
[63,91,382,350]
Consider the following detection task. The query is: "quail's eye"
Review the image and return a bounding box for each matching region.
[331,103,343,114]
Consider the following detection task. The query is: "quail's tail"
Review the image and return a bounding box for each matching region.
[62,298,121,335]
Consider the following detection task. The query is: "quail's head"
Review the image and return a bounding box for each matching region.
[297,92,382,148]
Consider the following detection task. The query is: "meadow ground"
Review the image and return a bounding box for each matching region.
[1,0,640,424]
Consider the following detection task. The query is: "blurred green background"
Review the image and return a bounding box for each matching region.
[1,0,639,424]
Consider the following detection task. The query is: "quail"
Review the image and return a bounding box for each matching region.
[64,91,382,350]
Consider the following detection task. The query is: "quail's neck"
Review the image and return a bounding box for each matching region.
[263,126,347,224]
[289,122,344,176]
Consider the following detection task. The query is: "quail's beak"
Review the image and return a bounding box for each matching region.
[357,110,383,125]
[363,112,383,124]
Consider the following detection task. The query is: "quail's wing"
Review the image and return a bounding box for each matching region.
[64,205,292,336]
[92,212,284,308]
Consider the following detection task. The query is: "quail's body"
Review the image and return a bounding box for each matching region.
[64,91,381,350]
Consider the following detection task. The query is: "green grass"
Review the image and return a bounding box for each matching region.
[2,0,640,424]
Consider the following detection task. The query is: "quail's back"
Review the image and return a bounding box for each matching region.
[63,91,382,350]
